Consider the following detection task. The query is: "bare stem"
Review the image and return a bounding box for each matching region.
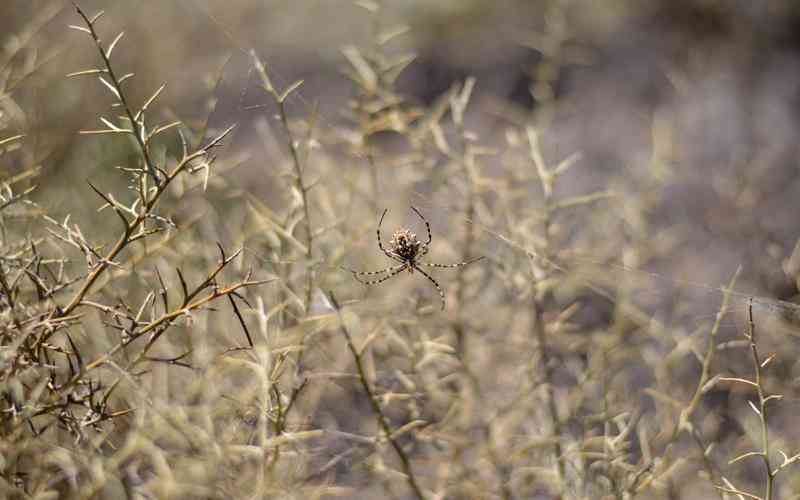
[59,247,268,392]
[629,268,740,496]
[55,131,232,319]
[250,51,313,311]
[531,173,565,497]
[329,292,425,500]
[73,3,160,183]
[745,299,775,500]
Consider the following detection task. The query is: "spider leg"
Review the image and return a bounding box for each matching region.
[343,262,406,277]
[411,264,446,310]
[410,206,432,245]
[352,264,408,285]
[376,208,398,261]
[422,255,485,269]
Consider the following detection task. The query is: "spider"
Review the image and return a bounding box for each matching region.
[346,206,484,310]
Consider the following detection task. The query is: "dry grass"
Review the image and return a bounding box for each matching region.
[3,1,800,499]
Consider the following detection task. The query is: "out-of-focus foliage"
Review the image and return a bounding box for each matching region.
[3,1,800,498]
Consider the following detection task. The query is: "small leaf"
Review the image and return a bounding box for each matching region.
[249,50,274,93]
[553,151,584,176]
[66,68,107,77]
[176,268,189,304]
[700,374,721,394]
[89,11,105,24]
[554,191,616,210]
[341,45,376,92]
[718,376,758,388]
[728,450,763,465]
[0,135,24,147]
[748,400,761,416]
[100,117,123,131]
[79,129,131,135]
[390,420,427,439]
[355,1,379,13]
[279,80,304,103]
[68,25,91,34]
[98,76,120,99]
[377,25,410,45]
[148,121,182,141]
[136,84,166,121]
[450,77,475,125]
[105,31,125,58]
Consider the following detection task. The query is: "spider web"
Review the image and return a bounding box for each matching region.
[410,191,800,330]
[184,5,800,330]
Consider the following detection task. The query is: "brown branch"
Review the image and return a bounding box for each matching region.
[329,291,425,500]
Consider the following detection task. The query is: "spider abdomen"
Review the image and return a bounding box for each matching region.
[390,228,421,262]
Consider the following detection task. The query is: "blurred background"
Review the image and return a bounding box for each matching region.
[4,1,800,498]
[4,0,800,294]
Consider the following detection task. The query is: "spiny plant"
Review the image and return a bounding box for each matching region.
[3,1,800,499]
[0,4,267,496]
[714,299,800,499]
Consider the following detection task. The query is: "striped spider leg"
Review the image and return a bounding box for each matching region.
[415,256,486,309]
[350,263,408,285]
[346,206,484,310]
[421,256,486,270]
